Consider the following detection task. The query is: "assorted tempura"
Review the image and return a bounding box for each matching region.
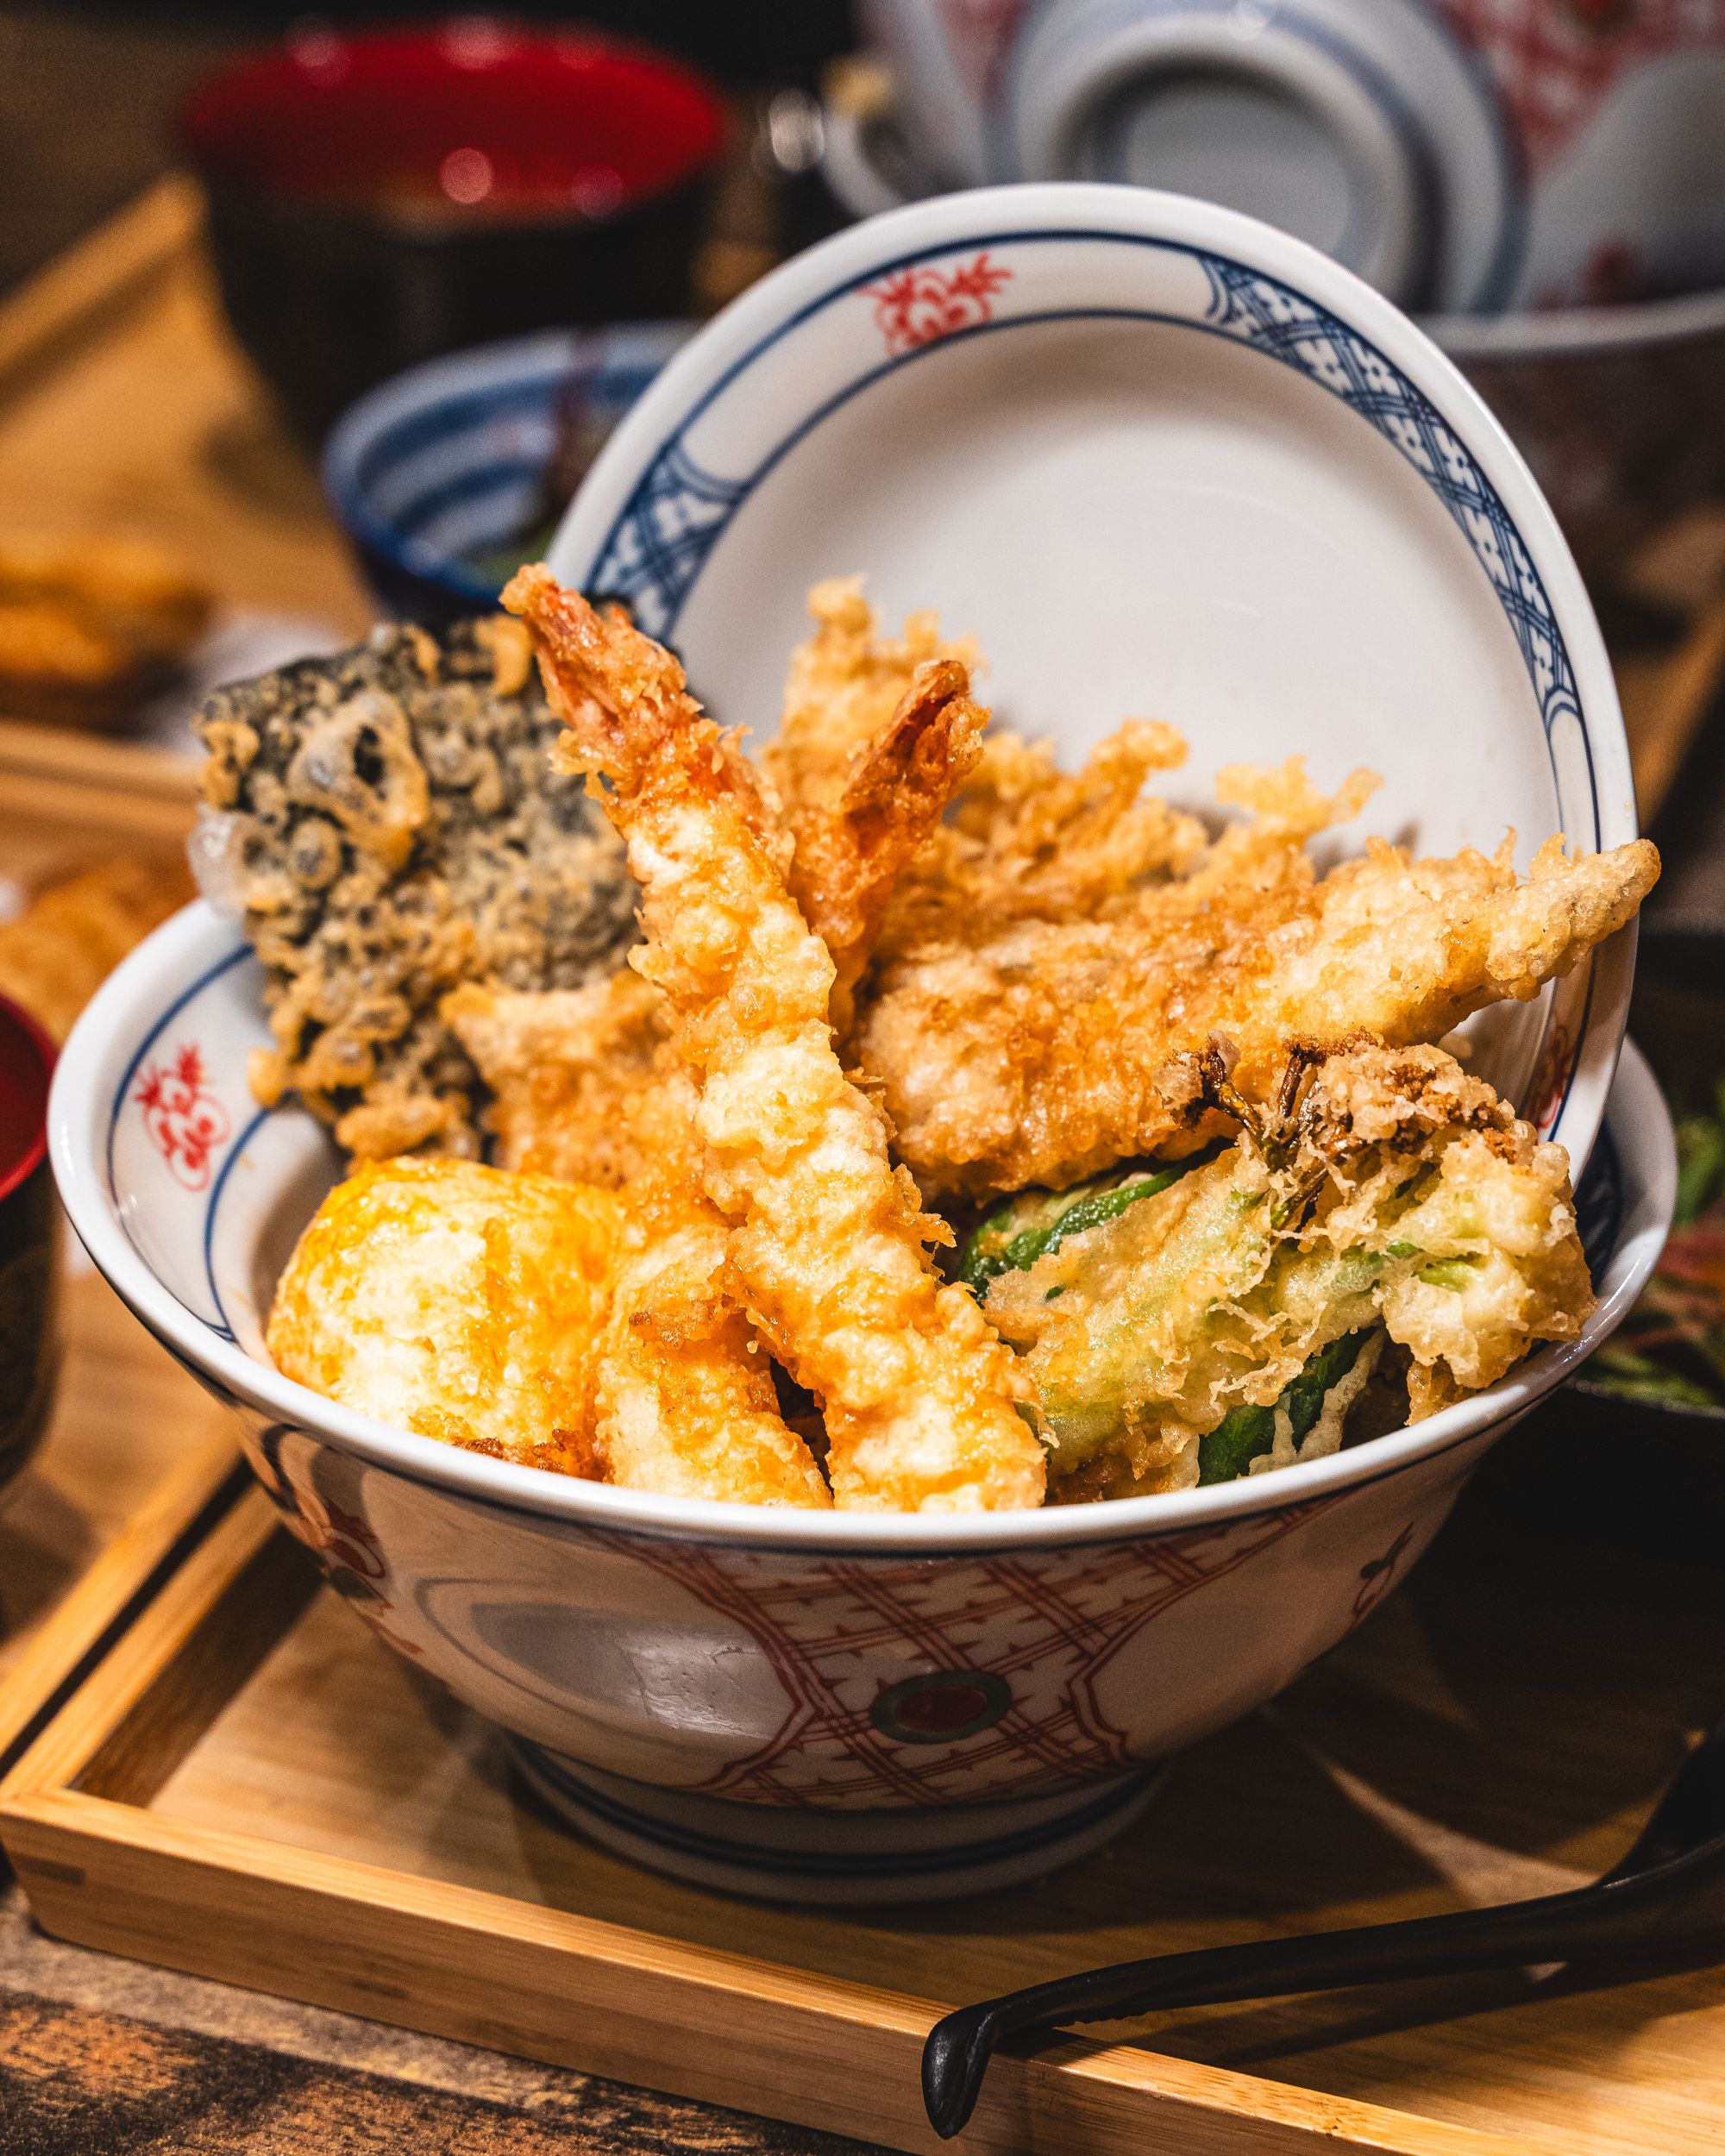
[244,573,1659,1511]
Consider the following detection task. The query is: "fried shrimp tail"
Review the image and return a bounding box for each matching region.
[762,584,988,1028]
[765,575,977,817]
[786,656,988,1031]
[505,565,1044,1513]
[879,718,1207,955]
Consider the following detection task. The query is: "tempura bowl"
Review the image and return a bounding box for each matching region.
[51,904,1672,1902]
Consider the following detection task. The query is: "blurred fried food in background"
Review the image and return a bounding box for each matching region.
[0,856,193,1040]
[0,534,213,730]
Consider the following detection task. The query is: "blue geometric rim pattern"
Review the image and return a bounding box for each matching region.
[1199,254,1579,745]
[586,229,1586,772]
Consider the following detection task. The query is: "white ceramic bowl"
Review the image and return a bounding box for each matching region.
[53,189,1663,1902]
[51,907,1671,1901]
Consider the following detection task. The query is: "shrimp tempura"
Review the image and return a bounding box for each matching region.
[505,567,1045,1514]
[591,1072,831,1507]
[785,655,988,1034]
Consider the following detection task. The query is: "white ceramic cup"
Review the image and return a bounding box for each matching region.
[849,0,1725,315]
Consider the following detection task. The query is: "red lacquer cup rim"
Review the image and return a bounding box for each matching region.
[178,20,729,221]
[0,991,56,1207]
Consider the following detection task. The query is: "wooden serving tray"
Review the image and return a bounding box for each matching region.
[1,177,1722,2153]
[0,1272,242,1770]
[3,1465,1722,2156]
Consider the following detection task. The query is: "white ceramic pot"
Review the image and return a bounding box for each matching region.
[849,0,1725,313]
[49,908,1671,1900]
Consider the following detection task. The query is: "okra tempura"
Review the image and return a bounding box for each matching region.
[252,577,1653,1511]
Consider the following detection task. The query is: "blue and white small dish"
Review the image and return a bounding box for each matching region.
[323,322,693,624]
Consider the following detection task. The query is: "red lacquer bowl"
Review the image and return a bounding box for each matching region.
[180,20,729,442]
[0,993,59,1497]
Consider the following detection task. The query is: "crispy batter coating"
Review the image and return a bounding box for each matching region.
[505,565,1044,1514]
[443,615,986,1175]
[768,580,1203,964]
[763,583,988,1031]
[879,718,1206,955]
[442,968,669,1188]
[268,1155,621,1474]
[589,1073,831,1507]
[261,580,1648,1511]
[988,1039,1593,1501]
[1301,1044,1593,1395]
[853,770,1660,1195]
[442,599,988,1176]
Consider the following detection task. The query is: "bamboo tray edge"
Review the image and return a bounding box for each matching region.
[0,1444,246,1777]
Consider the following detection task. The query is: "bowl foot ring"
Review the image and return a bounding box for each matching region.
[508,1739,1169,1905]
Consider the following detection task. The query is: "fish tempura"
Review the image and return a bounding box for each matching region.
[854,777,1659,1197]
